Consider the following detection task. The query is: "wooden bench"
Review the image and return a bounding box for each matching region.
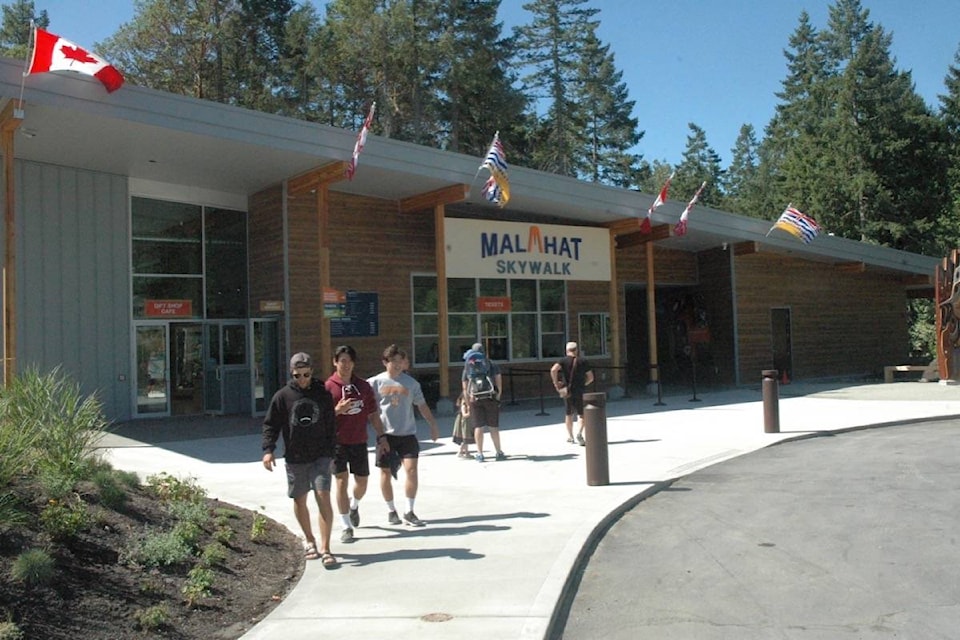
[883,363,937,383]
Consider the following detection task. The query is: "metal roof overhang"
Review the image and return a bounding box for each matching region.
[0,58,937,284]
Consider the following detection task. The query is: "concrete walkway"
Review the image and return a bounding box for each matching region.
[100,380,960,639]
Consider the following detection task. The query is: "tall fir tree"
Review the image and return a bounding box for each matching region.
[432,0,527,156]
[938,45,960,253]
[673,123,723,208]
[0,0,46,59]
[513,0,598,177]
[574,30,642,187]
[723,124,763,217]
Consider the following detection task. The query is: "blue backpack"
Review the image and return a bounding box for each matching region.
[465,354,496,399]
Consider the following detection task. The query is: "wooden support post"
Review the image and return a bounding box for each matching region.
[1,101,22,386]
[434,206,449,401]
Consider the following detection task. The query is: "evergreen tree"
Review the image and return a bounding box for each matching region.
[939,46,960,253]
[432,0,527,156]
[0,0,46,59]
[575,29,642,187]
[513,0,598,176]
[723,124,764,217]
[673,123,723,208]
[97,0,231,99]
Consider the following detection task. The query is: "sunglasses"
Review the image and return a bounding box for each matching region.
[292,372,312,379]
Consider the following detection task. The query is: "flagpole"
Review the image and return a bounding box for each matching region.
[16,22,35,112]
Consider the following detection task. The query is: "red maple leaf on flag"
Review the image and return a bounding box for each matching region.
[60,45,97,65]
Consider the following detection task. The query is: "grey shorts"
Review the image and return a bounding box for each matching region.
[285,457,333,498]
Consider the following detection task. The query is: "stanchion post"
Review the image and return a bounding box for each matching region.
[651,363,665,406]
[583,392,609,486]
[536,369,549,416]
[762,369,780,433]
[507,367,517,405]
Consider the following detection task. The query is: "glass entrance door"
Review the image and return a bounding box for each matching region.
[135,324,168,415]
[251,318,281,415]
[171,323,204,415]
[204,321,251,415]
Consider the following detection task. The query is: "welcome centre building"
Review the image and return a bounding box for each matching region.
[0,57,937,423]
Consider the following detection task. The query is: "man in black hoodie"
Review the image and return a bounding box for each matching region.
[262,352,338,566]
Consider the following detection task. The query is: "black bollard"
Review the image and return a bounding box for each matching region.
[762,369,780,433]
[583,392,609,486]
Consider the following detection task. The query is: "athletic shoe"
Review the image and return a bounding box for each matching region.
[475,453,485,462]
[566,437,575,444]
[403,511,425,527]
[495,451,507,461]
[340,528,354,543]
[387,510,401,525]
[577,433,586,446]
[349,507,360,528]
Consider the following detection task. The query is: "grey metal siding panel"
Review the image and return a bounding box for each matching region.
[14,160,131,421]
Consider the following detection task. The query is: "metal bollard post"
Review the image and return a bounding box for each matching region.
[583,392,609,486]
[762,369,780,433]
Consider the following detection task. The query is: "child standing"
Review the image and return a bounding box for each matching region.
[452,394,474,458]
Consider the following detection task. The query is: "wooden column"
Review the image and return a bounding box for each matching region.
[645,243,658,386]
[608,230,621,386]
[434,206,449,398]
[287,161,348,372]
[399,184,468,404]
[1,102,22,386]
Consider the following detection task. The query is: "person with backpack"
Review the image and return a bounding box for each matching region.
[461,342,505,462]
[551,341,594,446]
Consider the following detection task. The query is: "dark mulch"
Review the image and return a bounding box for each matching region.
[0,475,303,640]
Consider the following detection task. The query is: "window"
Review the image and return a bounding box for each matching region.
[579,313,611,357]
[411,275,567,365]
[131,197,247,319]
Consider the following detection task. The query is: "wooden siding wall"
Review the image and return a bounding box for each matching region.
[248,185,285,319]
[12,161,130,420]
[735,253,908,381]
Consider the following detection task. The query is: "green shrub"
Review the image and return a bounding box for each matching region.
[121,529,193,568]
[0,621,24,640]
[0,492,29,531]
[92,469,127,510]
[182,566,214,608]
[172,521,203,549]
[0,367,107,484]
[250,511,268,542]
[213,507,240,528]
[166,499,209,528]
[39,498,89,541]
[10,549,55,587]
[132,604,169,631]
[145,473,206,503]
[114,469,140,489]
[37,469,74,501]
[213,526,235,545]
[199,541,228,567]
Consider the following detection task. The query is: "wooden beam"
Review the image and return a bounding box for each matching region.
[287,161,349,197]
[615,224,671,249]
[399,183,469,213]
[733,241,758,256]
[1,100,21,386]
[901,274,933,286]
[606,217,642,236]
[835,261,866,273]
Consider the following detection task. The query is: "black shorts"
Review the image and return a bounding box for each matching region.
[376,434,420,467]
[565,394,585,417]
[334,442,370,476]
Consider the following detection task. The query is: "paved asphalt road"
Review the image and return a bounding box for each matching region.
[558,420,960,639]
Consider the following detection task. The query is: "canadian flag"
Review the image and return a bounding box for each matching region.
[27,27,124,93]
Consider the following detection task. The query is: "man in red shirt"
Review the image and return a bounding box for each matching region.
[325,345,387,543]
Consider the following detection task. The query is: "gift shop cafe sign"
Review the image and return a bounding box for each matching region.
[444,219,610,281]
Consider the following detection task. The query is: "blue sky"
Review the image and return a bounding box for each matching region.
[31,0,960,167]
